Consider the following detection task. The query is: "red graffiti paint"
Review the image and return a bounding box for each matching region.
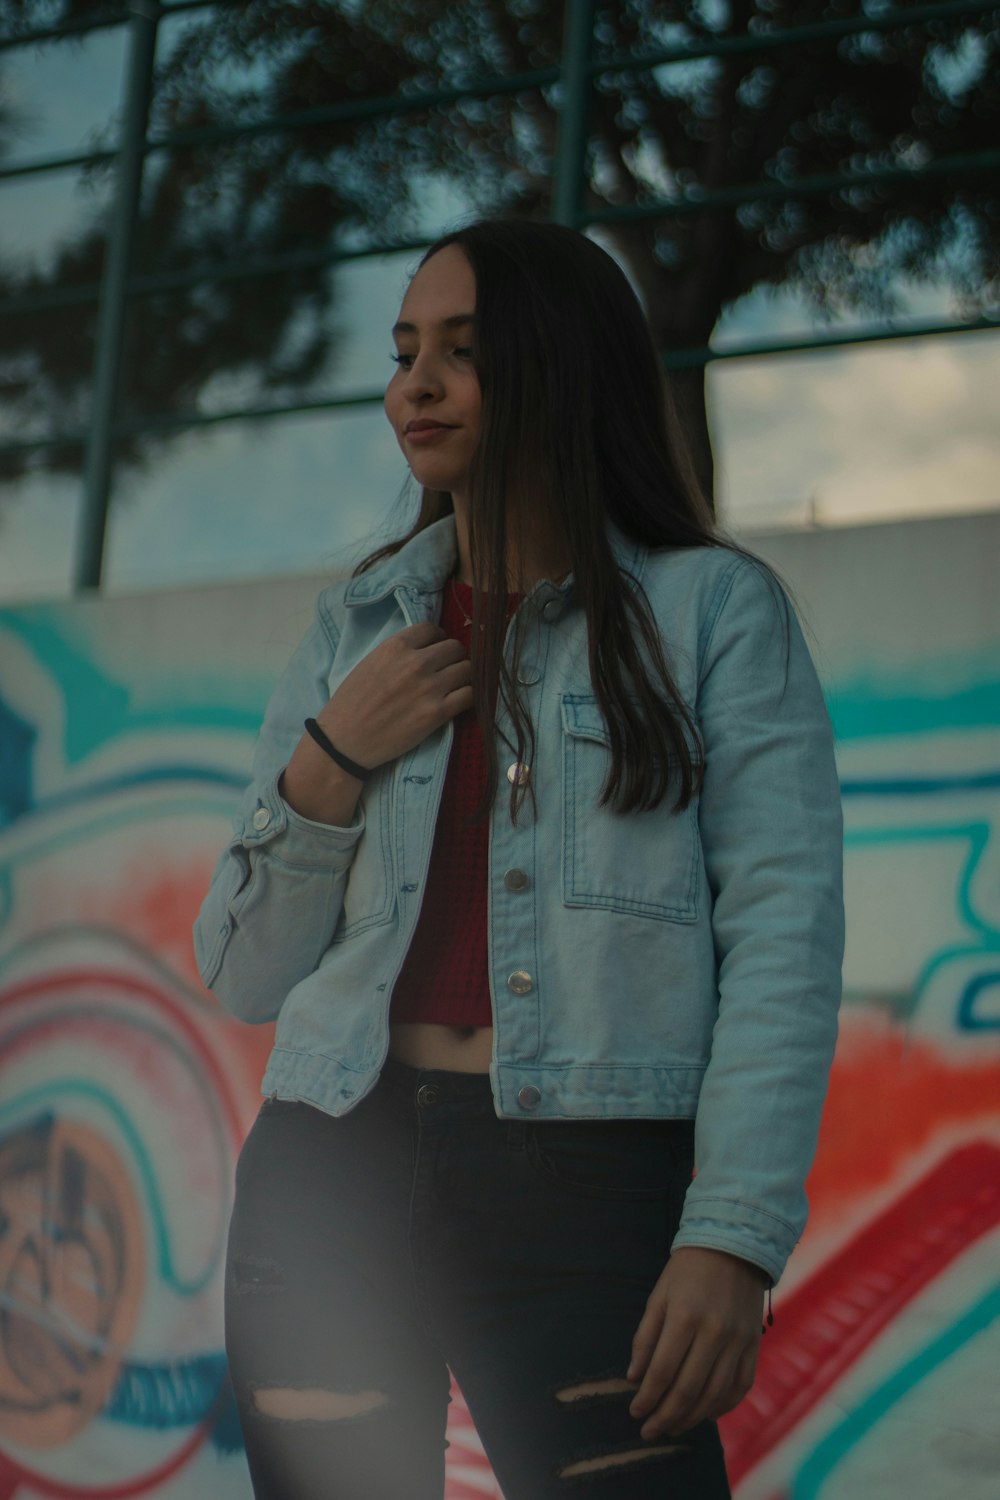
[806,1018,1000,1221]
[720,1139,1000,1484]
[0,969,244,1142]
[444,1379,504,1500]
[0,1417,218,1499]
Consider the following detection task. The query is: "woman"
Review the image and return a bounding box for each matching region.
[194,217,844,1499]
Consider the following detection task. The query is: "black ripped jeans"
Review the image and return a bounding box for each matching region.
[225,1059,732,1500]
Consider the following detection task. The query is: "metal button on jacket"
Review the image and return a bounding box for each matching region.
[416,1084,440,1107]
[252,807,271,831]
[503,868,529,892]
[517,1085,542,1110]
[507,970,533,995]
[506,761,530,786]
[517,665,541,686]
[541,597,562,623]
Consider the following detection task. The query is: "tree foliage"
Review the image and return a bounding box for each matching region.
[1,0,998,497]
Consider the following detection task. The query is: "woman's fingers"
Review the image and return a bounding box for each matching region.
[397,621,448,649]
[729,1341,760,1411]
[633,1324,759,1438]
[627,1247,767,1439]
[630,1314,715,1438]
[318,627,473,768]
[649,1341,745,1437]
[627,1292,693,1419]
[419,635,470,672]
[284,641,471,823]
[626,1283,667,1385]
[642,1360,720,1439]
[433,658,474,693]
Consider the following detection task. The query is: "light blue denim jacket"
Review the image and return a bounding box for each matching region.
[194,515,844,1284]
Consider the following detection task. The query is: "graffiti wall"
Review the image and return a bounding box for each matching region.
[1,511,997,1499]
[732,512,1000,1500]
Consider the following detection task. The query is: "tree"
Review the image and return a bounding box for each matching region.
[1,0,998,502]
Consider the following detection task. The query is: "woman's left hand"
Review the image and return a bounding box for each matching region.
[626,1246,768,1439]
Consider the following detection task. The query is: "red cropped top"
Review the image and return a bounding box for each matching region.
[390,577,521,1028]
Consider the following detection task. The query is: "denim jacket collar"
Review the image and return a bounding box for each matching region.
[342,514,647,609]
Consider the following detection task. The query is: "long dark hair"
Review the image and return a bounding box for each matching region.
[359,216,778,820]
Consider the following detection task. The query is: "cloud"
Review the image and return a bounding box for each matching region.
[712,331,1000,528]
[0,407,410,603]
[104,406,410,591]
[822,435,1000,526]
[0,476,77,602]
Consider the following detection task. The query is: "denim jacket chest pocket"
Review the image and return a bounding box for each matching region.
[560,693,701,922]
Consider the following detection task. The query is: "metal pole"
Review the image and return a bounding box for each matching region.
[74,0,158,593]
[551,0,595,228]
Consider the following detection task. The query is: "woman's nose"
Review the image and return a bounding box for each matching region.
[402,350,444,396]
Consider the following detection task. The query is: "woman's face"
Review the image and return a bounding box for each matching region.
[384,244,481,505]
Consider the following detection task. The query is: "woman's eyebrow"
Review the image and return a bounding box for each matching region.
[391,312,475,337]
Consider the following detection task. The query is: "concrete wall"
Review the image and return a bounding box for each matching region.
[1,510,997,1499]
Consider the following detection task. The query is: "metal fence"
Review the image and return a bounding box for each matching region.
[1,0,997,589]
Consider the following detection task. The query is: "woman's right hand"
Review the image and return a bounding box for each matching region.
[279,624,474,825]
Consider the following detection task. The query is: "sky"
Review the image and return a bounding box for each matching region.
[0,17,998,604]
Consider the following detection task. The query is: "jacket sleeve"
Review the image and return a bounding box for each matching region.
[192,598,366,1023]
[670,556,845,1285]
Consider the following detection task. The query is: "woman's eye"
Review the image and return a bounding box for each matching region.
[389,347,473,368]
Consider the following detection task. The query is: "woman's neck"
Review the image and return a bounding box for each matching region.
[452,506,570,592]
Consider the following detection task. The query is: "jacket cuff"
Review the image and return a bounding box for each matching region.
[236,770,365,868]
[671,1196,797,1286]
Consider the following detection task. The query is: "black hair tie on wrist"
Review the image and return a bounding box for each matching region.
[303,718,372,782]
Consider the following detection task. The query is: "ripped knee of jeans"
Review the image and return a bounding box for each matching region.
[554,1377,637,1405]
[552,1376,691,1479]
[557,1443,688,1478]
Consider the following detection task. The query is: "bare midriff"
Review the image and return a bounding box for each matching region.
[388,1021,493,1073]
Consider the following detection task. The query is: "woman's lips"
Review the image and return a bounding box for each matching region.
[405,424,456,443]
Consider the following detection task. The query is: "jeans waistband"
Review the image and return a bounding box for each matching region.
[377,1055,495,1107]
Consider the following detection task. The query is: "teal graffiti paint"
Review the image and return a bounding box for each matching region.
[844,823,997,940]
[791,1281,1000,1500]
[827,650,1000,742]
[958,971,1000,1030]
[0,612,271,764]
